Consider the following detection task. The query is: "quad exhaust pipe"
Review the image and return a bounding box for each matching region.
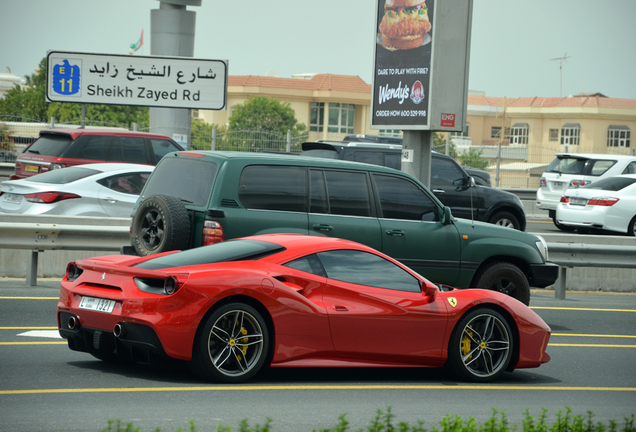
[67,316,80,330]
[113,323,125,338]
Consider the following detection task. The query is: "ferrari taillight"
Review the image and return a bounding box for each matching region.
[202,220,225,245]
[66,262,83,282]
[25,191,81,203]
[164,276,179,295]
[587,197,619,206]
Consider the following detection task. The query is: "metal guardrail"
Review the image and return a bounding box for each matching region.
[1,215,636,297]
[0,214,130,286]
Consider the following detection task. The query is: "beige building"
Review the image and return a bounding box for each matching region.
[198,73,635,187]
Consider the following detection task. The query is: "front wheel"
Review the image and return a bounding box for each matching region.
[190,303,269,383]
[474,262,530,305]
[489,211,520,230]
[447,308,514,382]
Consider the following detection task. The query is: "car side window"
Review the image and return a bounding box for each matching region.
[99,172,148,195]
[588,160,615,176]
[622,161,636,175]
[373,174,439,221]
[109,137,147,164]
[431,157,465,186]
[323,170,372,217]
[316,249,421,292]
[239,165,307,212]
[284,254,327,277]
[310,169,329,214]
[74,136,112,160]
[151,139,182,162]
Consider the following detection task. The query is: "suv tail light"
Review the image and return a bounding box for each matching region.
[25,192,81,203]
[539,177,546,187]
[202,221,225,245]
[569,179,591,188]
[587,197,619,206]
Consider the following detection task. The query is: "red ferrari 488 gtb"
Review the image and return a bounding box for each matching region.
[57,234,550,383]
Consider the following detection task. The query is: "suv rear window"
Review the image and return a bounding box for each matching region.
[143,157,217,207]
[545,156,616,176]
[25,134,73,157]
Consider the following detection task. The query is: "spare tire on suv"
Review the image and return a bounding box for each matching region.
[132,195,191,256]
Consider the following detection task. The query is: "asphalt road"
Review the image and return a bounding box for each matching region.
[1,279,635,432]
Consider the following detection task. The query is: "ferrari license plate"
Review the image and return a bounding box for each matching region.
[79,296,116,313]
[2,193,21,204]
[25,164,39,173]
[570,197,587,206]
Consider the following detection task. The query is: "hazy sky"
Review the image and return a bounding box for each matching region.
[2,0,635,100]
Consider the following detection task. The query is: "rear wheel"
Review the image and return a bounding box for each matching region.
[132,194,190,256]
[447,308,513,382]
[552,214,575,232]
[474,262,530,305]
[190,303,269,383]
[628,216,636,237]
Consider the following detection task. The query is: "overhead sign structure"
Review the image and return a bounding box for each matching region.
[371,0,473,131]
[46,50,228,110]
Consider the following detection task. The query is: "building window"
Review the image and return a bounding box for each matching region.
[561,124,580,145]
[191,109,199,119]
[451,124,470,138]
[310,102,324,132]
[379,129,402,137]
[607,126,631,148]
[509,123,529,145]
[549,129,559,141]
[491,126,510,140]
[327,103,355,134]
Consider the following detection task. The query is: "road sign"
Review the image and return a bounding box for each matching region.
[46,50,228,110]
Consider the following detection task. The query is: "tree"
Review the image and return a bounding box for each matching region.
[228,96,306,136]
[459,147,489,169]
[0,57,148,127]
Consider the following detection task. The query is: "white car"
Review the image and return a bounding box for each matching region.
[537,153,636,229]
[555,174,636,236]
[0,163,153,217]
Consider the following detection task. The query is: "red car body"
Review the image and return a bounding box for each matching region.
[57,234,550,383]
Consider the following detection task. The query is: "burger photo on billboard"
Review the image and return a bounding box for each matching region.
[379,0,432,50]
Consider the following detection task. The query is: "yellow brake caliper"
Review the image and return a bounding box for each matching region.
[461,329,473,360]
[235,325,249,361]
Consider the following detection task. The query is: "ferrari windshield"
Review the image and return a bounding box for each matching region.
[135,239,285,270]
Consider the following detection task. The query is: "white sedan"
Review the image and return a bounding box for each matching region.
[556,174,636,236]
[0,163,153,217]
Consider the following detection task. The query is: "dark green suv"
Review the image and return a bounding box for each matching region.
[127,151,558,304]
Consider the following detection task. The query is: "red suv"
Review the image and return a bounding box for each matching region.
[11,129,183,180]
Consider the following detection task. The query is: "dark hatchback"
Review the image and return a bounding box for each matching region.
[11,128,183,180]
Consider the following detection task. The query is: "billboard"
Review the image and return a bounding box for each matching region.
[46,51,228,110]
[371,0,472,131]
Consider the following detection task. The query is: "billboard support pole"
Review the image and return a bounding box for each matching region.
[402,130,432,188]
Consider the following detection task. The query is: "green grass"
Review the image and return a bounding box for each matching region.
[74,407,636,432]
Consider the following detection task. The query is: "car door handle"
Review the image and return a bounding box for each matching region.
[312,224,333,232]
[432,189,445,194]
[333,305,348,312]
[385,229,405,237]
